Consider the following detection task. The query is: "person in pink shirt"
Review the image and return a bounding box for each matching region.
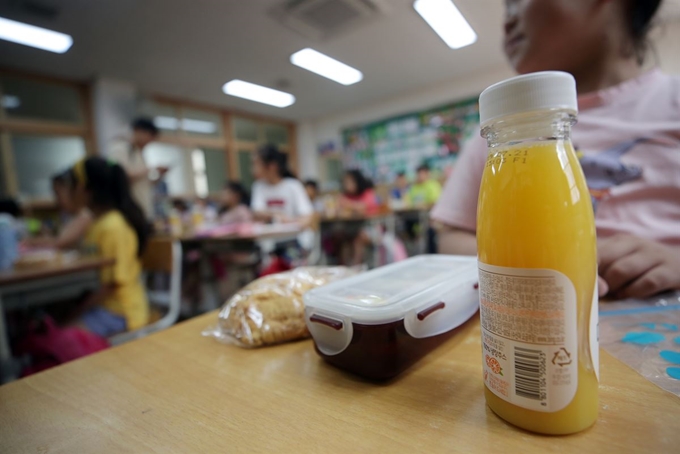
[339,170,380,216]
[433,0,680,299]
[219,181,253,225]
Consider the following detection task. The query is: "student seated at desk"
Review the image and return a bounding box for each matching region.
[219,181,253,224]
[390,171,410,202]
[304,179,325,213]
[25,170,93,250]
[251,145,313,272]
[325,170,380,265]
[433,0,680,299]
[339,170,379,216]
[72,157,150,337]
[409,164,441,206]
[251,145,313,228]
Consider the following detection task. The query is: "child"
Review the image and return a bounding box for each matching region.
[219,181,253,224]
[433,0,679,298]
[333,170,380,265]
[390,172,410,202]
[408,164,441,206]
[339,170,379,216]
[72,157,150,336]
[251,144,314,251]
[304,179,325,213]
[25,170,93,250]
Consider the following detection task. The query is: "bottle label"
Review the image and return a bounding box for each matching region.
[479,262,578,412]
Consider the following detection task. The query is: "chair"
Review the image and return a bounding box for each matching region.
[109,237,182,345]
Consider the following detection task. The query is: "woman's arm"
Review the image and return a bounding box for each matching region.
[436,225,477,256]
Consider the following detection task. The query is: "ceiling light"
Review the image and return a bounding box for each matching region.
[414,0,477,49]
[1,94,21,109]
[222,80,295,108]
[0,17,73,53]
[154,116,217,134]
[290,48,363,86]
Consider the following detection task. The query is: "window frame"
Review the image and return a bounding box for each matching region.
[0,68,95,204]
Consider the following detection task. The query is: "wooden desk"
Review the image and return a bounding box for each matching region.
[0,257,114,383]
[0,257,113,287]
[1,312,678,453]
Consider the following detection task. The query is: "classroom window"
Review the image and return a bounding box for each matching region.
[12,135,86,199]
[181,108,222,138]
[191,149,209,198]
[233,117,259,142]
[138,99,179,136]
[238,149,255,191]
[144,142,194,196]
[203,148,227,193]
[1,76,84,124]
[263,123,289,146]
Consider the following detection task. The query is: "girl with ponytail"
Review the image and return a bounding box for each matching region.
[72,157,150,336]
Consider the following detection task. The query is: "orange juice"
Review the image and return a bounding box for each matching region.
[476,72,598,435]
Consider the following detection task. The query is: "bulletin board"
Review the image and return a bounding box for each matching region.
[342,96,480,183]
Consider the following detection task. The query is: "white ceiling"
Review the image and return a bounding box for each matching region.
[0,0,678,121]
[0,0,508,121]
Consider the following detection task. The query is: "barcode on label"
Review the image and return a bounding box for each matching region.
[514,347,544,401]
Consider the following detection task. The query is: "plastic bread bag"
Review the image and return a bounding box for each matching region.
[599,291,680,396]
[204,266,361,347]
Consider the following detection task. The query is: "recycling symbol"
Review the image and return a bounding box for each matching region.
[552,348,572,367]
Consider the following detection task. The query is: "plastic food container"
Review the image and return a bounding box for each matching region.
[304,255,479,380]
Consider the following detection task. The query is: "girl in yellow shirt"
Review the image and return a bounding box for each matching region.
[73,157,150,336]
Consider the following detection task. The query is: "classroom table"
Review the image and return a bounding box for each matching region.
[172,224,306,312]
[393,205,434,255]
[1,311,678,453]
[320,207,434,266]
[0,256,114,383]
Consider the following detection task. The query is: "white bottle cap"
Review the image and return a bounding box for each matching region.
[479,71,578,128]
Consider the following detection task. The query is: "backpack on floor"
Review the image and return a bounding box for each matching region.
[15,315,109,377]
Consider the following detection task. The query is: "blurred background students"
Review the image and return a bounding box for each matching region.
[409,164,441,206]
[72,157,150,337]
[109,117,166,222]
[251,144,313,229]
[339,169,379,216]
[433,0,680,298]
[390,171,410,203]
[251,144,314,272]
[25,170,92,250]
[219,181,252,224]
[304,179,324,213]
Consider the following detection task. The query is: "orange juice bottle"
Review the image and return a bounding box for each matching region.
[476,72,598,434]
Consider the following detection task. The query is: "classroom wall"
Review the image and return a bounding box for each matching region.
[295,63,514,180]
[298,19,680,181]
[92,78,138,157]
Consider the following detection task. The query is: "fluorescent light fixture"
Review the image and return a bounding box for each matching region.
[222,79,295,108]
[1,94,20,109]
[154,116,217,134]
[290,48,363,86]
[414,0,477,49]
[0,17,73,53]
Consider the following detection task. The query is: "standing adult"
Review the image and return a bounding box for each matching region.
[109,118,165,221]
